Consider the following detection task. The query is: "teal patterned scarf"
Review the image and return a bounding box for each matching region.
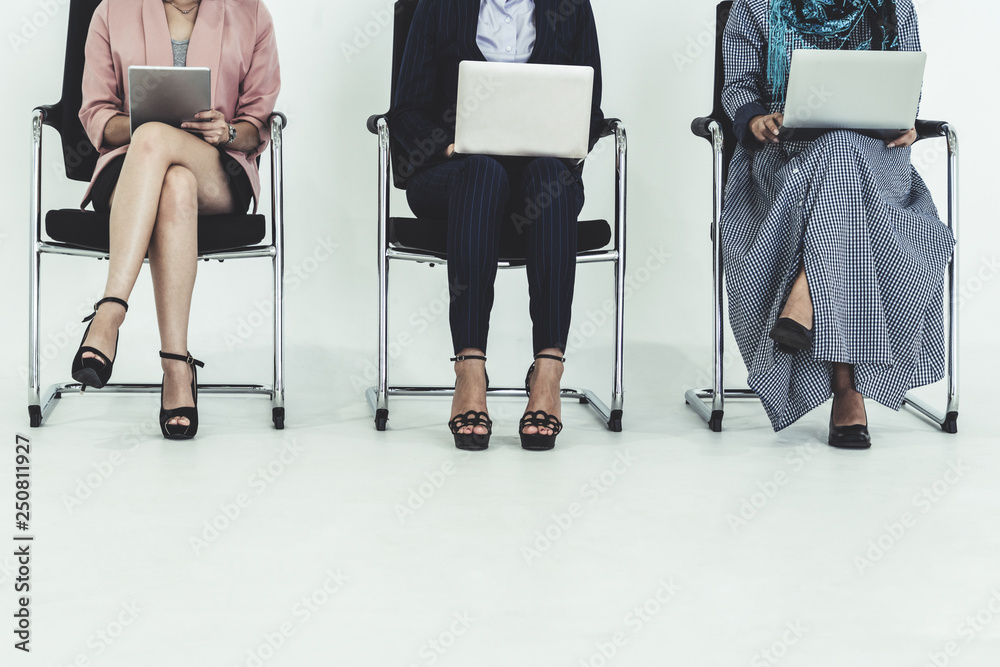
[768,0,899,105]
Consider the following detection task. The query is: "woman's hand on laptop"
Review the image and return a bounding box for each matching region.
[182,110,230,146]
[751,113,784,144]
[445,144,456,158]
[886,128,917,149]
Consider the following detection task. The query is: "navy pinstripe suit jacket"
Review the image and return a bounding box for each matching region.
[389,0,605,175]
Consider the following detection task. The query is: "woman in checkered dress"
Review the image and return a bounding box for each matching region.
[720,0,955,446]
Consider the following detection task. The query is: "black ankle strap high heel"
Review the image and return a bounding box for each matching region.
[520,354,566,452]
[449,355,492,451]
[71,297,129,389]
[159,351,205,440]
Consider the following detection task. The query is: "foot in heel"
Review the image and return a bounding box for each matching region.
[71,297,128,389]
[520,353,565,451]
[159,352,205,440]
[449,354,491,451]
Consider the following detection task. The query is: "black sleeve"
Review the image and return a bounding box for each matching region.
[575,1,605,151]
[388,0,454,161]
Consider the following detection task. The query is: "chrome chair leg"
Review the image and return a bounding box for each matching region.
[28,110,44,427]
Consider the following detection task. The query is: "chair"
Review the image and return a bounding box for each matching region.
[28,0,288,429]
[364,0,627,433]
[686,0,960,434]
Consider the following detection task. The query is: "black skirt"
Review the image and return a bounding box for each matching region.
[87,148,254,214]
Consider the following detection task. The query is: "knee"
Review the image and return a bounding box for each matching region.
[158,166,198,218]
[522,158,578,201]
[812,130,864,156]
[129,122,178,160]
[455,155,510,200]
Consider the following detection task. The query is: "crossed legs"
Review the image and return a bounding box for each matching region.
[780,265,867,427]
[80,123,236,426]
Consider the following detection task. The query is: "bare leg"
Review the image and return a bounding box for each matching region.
[779,263,814,329]
[452,348,489,436]
[148,165,217,427]
[522,348,564,436]
[832,363,867,426]
[80,123,235,368]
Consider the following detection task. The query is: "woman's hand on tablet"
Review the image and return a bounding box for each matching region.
[182,110,230,146]
[750,113,784,144]
[886,128,917,148]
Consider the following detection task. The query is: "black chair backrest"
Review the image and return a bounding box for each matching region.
[389,0,420,190]
[41,0,104,183]
[712,1,738,179]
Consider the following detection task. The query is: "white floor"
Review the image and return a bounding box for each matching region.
[3,343,998,667]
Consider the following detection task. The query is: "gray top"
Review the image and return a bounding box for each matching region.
[171,39,189,68]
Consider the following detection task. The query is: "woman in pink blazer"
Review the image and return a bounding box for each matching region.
[72,0,280,439]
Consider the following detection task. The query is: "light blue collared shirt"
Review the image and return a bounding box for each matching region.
[476,0,536,64]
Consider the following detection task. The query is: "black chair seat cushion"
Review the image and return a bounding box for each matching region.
[390,217,612,263]
[45,209,267,254]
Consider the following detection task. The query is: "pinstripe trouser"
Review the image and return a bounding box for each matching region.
[407,155,585,354]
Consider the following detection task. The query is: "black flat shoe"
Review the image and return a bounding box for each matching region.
[71,297,129,389]
[828,403,871,449]
[449,355,492,451]
[159,351,205,440]
[769,317,813,354]
[520,354,565,451]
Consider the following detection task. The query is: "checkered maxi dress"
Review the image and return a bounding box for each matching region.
[720,0,956,431]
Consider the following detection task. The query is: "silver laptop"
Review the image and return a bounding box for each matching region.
[779,50,926,141]
[128,66,211,136]
[454,61,594,160]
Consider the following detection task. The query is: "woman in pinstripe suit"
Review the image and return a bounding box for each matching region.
[390,0,605,451]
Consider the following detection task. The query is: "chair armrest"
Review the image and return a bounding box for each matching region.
[691,116,719,140]
[598,118,623,138]
[368,113,389,135]
[269,111,288,130]
[915,119,948,141]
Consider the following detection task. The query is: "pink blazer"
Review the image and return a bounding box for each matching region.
[80,0,281,212]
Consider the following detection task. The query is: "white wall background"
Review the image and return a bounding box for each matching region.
[1,0,997,427]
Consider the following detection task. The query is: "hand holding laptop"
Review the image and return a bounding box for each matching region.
[751,112,916,148]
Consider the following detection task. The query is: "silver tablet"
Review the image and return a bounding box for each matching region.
[454,61,594,160]
[780,50,926,140]
[128,66,211,136]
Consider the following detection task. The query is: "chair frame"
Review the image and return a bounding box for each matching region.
[28,110,288,430]
[685,2,959,434]
[364,114,628,433]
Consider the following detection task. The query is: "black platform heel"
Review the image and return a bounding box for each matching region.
[71,297,129,389]
[520,354,565,452]
[828,401,871,450]
[159,351,205,440]
[769,317,813,354]
[449,355,492,451]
